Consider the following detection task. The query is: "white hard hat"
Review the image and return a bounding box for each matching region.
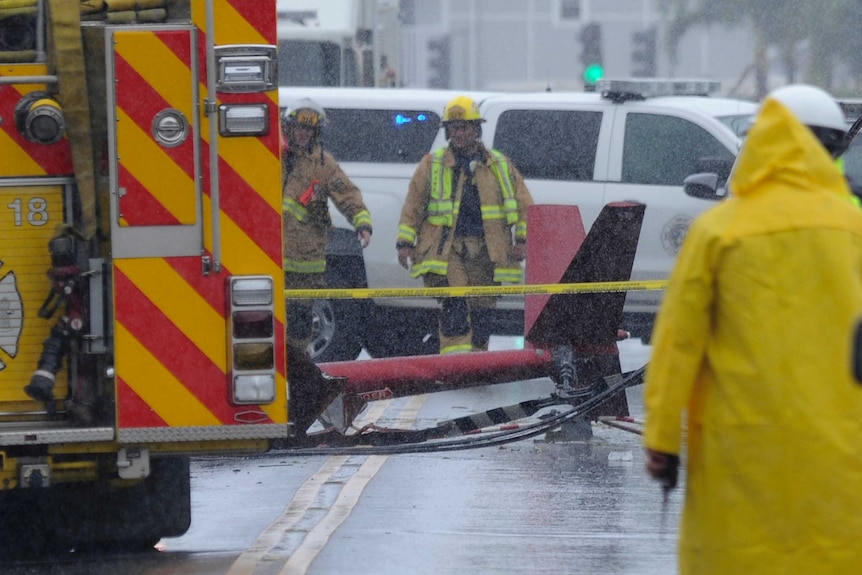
[281,98,327,130]
[766,84,846,132]
[765,84,848,155]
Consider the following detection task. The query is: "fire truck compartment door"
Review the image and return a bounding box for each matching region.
[0,183,69,401]
[107,26,201,258]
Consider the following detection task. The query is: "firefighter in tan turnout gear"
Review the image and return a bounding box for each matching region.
[282,99,372,349]
[396,95,533,354]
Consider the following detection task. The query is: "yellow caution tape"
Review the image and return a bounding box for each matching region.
[284,279,669,300]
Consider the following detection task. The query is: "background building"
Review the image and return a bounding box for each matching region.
[400,0,758,97]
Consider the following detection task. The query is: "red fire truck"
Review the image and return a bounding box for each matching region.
[0,0,286,550]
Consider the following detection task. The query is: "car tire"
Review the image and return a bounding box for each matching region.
[363,306,439,358]
[307,298,364,363]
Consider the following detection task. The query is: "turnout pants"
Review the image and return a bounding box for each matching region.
[423,236,497,354]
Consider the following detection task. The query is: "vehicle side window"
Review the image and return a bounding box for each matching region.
[322,108,441,163]
[622,113,734,185]
[492,109,601,181]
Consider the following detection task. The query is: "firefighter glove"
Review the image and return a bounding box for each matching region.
[512,241,526,262]
[357,226,372,249]
[397,245,414,269]
[645,449,680,490]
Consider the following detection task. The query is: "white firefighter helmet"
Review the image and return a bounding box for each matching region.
[766,84,848,156]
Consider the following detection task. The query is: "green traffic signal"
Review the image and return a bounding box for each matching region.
[583,63,604,84]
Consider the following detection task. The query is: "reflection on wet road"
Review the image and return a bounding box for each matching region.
[2,339,680,575]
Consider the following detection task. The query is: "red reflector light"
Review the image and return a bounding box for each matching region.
[233,310,274,338]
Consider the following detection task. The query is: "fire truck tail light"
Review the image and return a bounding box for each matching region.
[231,277,272,306]
[233,343,274,370]
[219,104,269,136]
[228,276,277,405]
[214,45,277,93]
[233,310,274,338]
[233,374,275,404]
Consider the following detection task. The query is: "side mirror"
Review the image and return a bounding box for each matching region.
[694,156,734,180]
[853,319,862,384]
[683,172,725,200]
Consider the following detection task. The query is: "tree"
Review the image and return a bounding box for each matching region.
[657,0,861,97]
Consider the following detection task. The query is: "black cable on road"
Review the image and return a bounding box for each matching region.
[270,364,647,457]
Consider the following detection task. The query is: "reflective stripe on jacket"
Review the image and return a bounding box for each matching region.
[426,148,520,229]
[282,144,371,274]
[397,144,533,282]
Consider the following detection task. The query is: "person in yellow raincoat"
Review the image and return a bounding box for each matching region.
[643,84,862,574]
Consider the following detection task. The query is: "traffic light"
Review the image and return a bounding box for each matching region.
[428,36,450,89]
[631,28,657,78]
[579,23,603,89]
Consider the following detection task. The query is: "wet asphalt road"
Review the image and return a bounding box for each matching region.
[3,339,682,575]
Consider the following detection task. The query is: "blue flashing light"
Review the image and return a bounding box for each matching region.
[395,114,412,126]
[417,114,427,121]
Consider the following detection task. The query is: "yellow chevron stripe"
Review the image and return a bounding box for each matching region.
[0,126,47,176]
[0,64,46,77]
[217,136,282,213]
[191,0,266,46]
[198,194,282,280]
[115,259,227,371]
[182,1,280,213]
[115,256,286,423]
[113,30,195,121]
[116,107,196,224]
[115,322,220,426]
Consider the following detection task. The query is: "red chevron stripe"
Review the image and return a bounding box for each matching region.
[226,0,277,45]
[117,164,181,226]
[166,257,286,379]
[114,54,196,180]
[0,85,72,174]
[157,28,193,68]
[168,256,230,316]
[199,142,283,266]
[117,376,169,428]
[114,266,274,425]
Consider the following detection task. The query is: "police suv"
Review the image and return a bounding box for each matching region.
[279,81,757,361]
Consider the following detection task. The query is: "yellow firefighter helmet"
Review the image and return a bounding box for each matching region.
[442,95,484,124]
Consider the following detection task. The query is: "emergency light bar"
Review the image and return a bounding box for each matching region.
[597,78,722,102]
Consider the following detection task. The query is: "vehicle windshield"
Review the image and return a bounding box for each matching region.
[321,108,442,163]
[717,114,753,138]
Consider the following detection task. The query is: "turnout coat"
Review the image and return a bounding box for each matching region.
[397,144,532,284]
[643,98,862,574]
[281,144,371,274]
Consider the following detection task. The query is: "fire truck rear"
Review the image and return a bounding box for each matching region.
[0,0,285,550]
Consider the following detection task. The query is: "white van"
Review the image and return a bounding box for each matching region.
[279,82,757,361]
